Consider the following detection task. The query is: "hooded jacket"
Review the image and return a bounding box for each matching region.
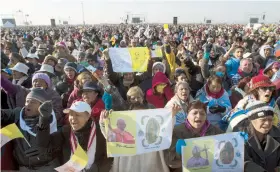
[252,45,276,69]
[146,72,174,108]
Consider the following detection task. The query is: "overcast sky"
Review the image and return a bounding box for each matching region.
[1,0,279,25]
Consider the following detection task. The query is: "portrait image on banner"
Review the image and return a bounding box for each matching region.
[105,108,173,157]
[182,132,244,172]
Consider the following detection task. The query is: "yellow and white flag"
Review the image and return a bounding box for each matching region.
[0,123,24,147]
[109,47,150,72]
[55,144,88,172]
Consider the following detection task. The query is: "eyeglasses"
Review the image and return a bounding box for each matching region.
[259,87,275,91]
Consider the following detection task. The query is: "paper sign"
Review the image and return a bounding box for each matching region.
[108,48,150,72]
[164,24,169,32]
[182,132,244,172]
[72,49,80,59]
[55,144,88,172]
[105,108,173,157]
[151,47,163,58]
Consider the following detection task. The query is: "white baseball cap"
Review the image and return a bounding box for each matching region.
[37,64,55,75]
[63,101,91,114]
[10,62,29,75]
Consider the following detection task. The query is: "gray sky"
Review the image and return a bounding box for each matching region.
[1,0,279,25]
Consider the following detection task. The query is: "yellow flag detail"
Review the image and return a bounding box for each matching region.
[128,47,150,72]
[0,123,24,139]
[71,144,88,168]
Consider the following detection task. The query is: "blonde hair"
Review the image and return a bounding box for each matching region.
[75,71,94,88]
[127,86,144,99]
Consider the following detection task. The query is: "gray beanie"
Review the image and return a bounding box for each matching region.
[26,88,50,103]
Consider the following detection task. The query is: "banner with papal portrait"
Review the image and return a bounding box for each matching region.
[182,132,244,172]
[104,108,173,157]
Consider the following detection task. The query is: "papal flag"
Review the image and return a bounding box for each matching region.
[0,123,24,147]
[108,47,150,72]
[55,144,88,172]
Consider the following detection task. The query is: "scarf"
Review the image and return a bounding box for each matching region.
[185,119,210,137]
[66,77,75,85]
[70,120,96,170]
[12,76,28,86]
[19,108,57,137]
[205,84,224,99]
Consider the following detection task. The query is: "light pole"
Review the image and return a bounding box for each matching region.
[16,10,24,25]
[81,1,85,26]
[25,14,29,25]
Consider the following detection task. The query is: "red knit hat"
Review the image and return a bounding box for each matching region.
[249,75,275,92]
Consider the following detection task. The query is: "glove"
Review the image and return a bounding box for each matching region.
[175,139,187,155]
[38,101,53,129]
[102,92,112,110]
[209,105,226,114]
[39,101,53,118]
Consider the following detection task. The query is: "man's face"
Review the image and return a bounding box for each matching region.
[240,60,253,73]
[117,119,126,131]
[264,48,271,57]
[25,98,41,116]
[123,73,134,81]
[69,111,90,131]
[33,78,48,89]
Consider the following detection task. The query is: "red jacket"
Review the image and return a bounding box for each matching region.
[146,72,174,108]
[64,98,105,124]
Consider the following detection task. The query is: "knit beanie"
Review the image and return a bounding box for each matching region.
[64,62,78,73]
[152,62,166,75]
[32,73,51,88]
[245,100,274,120]
[26,88,50,103]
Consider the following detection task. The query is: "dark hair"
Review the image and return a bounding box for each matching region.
[187,100,207,113]
[237,77,251,90]
[10,52,25,63]
[174,69,186,81]
[234,46,244,52]
[207,75,223,86]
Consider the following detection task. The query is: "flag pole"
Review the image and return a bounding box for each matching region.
[23,137,31,147]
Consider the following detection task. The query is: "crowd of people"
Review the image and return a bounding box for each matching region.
[1,23,280,172]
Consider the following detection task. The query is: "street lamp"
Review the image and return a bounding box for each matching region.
[81,1,85,26]
[25,14,29,25]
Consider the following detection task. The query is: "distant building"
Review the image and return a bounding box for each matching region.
[2,18,16,28]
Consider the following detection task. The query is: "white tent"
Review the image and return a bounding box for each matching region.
[3,21,15,28]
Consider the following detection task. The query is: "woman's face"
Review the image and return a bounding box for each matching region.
[257,87,274,102]
[9,55,19,66]
[177,73,187,83]
[64,68,76,80]
[264,48,271,57]
[33,78,48,89]
[208,81,222,93]
[187,108,207,129]
[68,110,90,131]
[12,70,25,80]
[82,90,98,105]
[123,73,134,81]
[176,84,189,102]
[80,74,93,86]
[128,94,144,104]
[46,60,56,67]
[251,116,273,135]
[197,51,203,59]
[210,50,215,58]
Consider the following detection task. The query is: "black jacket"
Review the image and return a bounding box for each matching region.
[1,107,60,171]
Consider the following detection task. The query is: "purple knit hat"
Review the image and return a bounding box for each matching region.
[32,73,51,88]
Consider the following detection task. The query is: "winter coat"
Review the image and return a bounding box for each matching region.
[146,72,174,108]
[224,95,280,132]
[165,95,194,126]
[229,86,246,108]
[245,126,280,172]
[195,85,232,126]
[1,107,60,171]
[225,56,240,78]
[37,118,107,172]
[164,123,223,172]
[1,75,63,126]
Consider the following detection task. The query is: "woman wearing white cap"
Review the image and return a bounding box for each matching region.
[10,62,32,88]
[36,101,108,172]
[25,53,41,71]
